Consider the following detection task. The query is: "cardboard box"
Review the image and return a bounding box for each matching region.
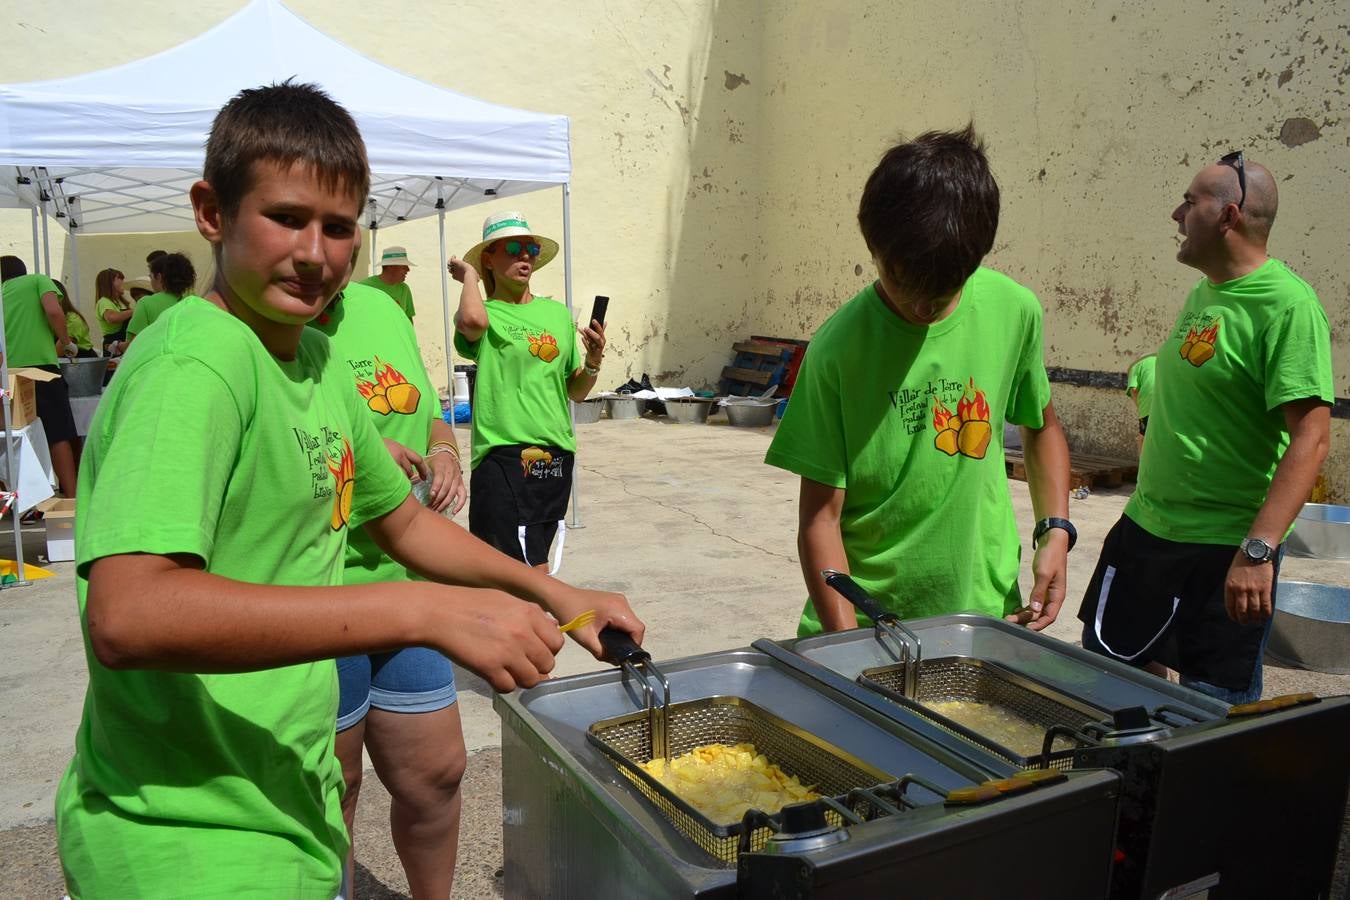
[39,497,75,562]
[6,367,60,430]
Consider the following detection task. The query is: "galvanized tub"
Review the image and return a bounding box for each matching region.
[724,401,775,428]
[573,397,605,424]
[58,358,108,397]
[1267,580,1350,674]
[607,395,643,420]
[665,397,715,424]
[1286,503,1350,559]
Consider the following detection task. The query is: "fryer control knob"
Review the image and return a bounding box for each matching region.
[1104,705,1172,746]
[1112,706,1152,730]
[780,801,827,835]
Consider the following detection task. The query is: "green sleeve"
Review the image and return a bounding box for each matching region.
[77,355,245,576]
[1005,301,1051,428]
[38,274,60,298]
[453,330,479,361]
[403,288,415,320]
[96,297,117,326]
[764,346,847,489]
[1126,361,1141,393]
[1262,303,1334,411]
[126,302,150,337]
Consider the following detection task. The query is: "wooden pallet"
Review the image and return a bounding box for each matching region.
[1004,449,1138,490]
[720,340,793,396]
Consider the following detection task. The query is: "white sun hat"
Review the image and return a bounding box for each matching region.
[463,211,559,280]
[379,246,416,268]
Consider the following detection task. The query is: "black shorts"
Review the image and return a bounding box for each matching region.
[1138,416,1149,435]
[1077,515,1281,690]
[34,364,78,445]
[469,444,573,569]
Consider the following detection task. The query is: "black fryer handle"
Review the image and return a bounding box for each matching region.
[598,626,649,666]
[823,570,892,623]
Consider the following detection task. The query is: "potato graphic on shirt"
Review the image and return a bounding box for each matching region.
[932,378,992,460]
[520,446,553,477]
[356,357,422,416]
[1179,319,1220,368]
[528,332,561,363]
[327,439,355,531]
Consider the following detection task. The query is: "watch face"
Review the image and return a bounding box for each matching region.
[1244,539,1271,561]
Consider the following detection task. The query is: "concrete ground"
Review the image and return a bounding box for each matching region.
[1,417,1347,898]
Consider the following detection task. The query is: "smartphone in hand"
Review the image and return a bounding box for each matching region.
[590,295,609,328]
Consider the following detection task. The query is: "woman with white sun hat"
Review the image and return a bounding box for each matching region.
[449,211,606,572]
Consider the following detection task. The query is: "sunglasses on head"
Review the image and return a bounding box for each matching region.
[1219,150,1246,210]
[501,239,542,258]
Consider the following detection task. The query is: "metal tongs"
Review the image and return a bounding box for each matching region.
[600,626,671,760]
[822,570,922,698]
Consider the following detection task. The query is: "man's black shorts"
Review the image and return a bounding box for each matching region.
[1137,416,1149,435]
[34,364,78,445]
[468,444,573,568]
[1077,515,1280,690]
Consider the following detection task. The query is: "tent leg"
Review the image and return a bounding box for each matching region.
[29,207,39,272]
[0,278,29,587]
[369,227,379,278]
[562,183,582,530]
[69,230,82,321]
[39,196,51,276]
[437,206,454,397]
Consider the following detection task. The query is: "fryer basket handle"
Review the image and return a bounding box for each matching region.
[823,570,890,623]
[599,626,649,666]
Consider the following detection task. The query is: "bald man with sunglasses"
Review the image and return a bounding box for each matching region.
[1076,152,1333,704]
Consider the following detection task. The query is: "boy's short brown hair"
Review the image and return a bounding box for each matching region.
[204,80,370,219]
[858,124,1000,304]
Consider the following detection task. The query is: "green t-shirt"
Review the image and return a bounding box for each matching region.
[66,311,93,350]
[1125,259,1333,546]
[454,295,581,468]
[765,269,1052,636]
[56,298,411,898]
[310,281,440,585]
[1126,355,1157,418]
[358,274,415,320]
[95,296,132,335]
[1,272,60,367]
[125,291,179,338]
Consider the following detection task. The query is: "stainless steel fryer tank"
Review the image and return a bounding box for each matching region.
[497,645,1120,899]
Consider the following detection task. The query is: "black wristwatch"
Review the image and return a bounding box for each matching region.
[1239,537,1276,563]
[1033,517,1077,551]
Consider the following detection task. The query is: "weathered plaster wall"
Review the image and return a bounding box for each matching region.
[750,0,1348,495]
[0,0,760,393]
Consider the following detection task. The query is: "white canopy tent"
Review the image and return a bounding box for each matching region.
[0,0,584,584]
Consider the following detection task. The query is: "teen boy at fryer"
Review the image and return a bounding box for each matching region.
[56,82,642,899]
[766,126,1073,635]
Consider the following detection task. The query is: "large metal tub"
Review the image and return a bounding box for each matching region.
[1268,580,1350,674]
[1286,503,1350,559]
[58,357,108,396]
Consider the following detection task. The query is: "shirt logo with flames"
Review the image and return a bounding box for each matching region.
[357,357,421,416]
[932,378,992,459]
[327,438,355,531]
[527,332,560,363]
[1179,318,1220,367]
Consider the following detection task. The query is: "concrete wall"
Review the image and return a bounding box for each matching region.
[750,0,1349,498]
[1,0,1344,491]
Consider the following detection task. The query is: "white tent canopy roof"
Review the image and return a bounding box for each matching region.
[0,0,570,234]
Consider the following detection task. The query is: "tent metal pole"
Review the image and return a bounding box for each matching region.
[39,196,51,275]
[562,182,582,529]
[29,206,39,270]
[68,227,82,321]
[437,205,454,398]
[0,277,30,587]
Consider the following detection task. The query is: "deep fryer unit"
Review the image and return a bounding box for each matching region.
[497,643,1121,899]
[761,612,1350,899]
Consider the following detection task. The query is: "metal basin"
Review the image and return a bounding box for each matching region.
[724,402,775,427]
[58,358,108,396]
[1267,580,1350,674]
[1286,503,1350,559]
[572,398,605,424]
[665,397,714,424]
[606,395,643,420]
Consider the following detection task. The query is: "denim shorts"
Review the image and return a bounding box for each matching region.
[336,648,458,732]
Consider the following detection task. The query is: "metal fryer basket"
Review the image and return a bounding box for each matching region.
[861,657,1104,769]
[587,695,893,864]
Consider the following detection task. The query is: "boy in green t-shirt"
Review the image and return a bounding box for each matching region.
[766,125,1073,636]
[56,82,643,900]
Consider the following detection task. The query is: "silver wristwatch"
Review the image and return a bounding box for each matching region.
[1239,537,1276,563]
